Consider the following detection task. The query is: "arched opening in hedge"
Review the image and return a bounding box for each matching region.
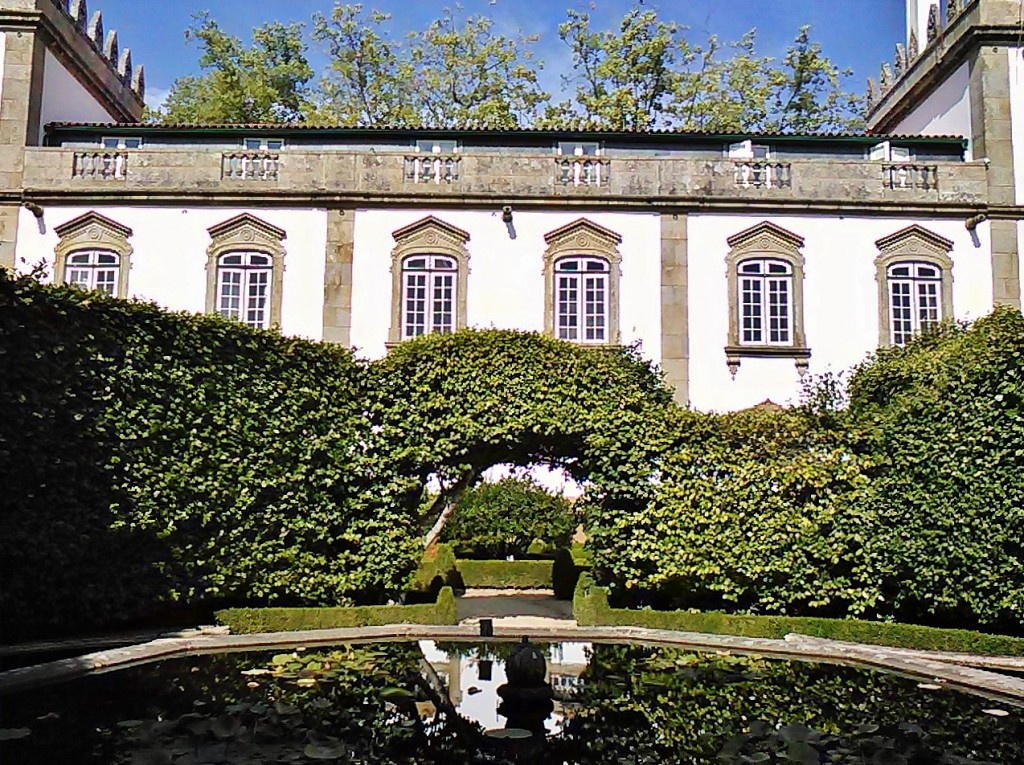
[368,329,676,552]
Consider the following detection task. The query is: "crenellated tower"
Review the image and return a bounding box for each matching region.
[1,0,144,266]
[867,0,1023,309]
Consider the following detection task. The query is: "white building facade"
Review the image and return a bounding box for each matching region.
[2,0,1021,414]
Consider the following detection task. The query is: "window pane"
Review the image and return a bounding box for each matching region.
[584,274,607,342]
[740,262,762,274]
[557,275,579,340]
[218,271,242,320]
[221,254,244,266]
[244,139,262,150]
[68,253,91,265]
[890,281,913,346]
[768,278,790,343]
[95,269,117,295]
[740,278,763,344]
[556,259,579,272]
[266,140,284,151]
[404,273,427,337]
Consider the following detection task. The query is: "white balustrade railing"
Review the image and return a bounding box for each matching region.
[557,158,610,187]
[222,152,279,181]
[73,151,128,180]
[733,161,792,189]
[884,164,938,191]
[404,155,460,184]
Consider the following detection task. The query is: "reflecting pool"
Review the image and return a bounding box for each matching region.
[1,640,1021,763]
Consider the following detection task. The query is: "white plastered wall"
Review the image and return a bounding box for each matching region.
[38,48,116,142]
[351,209,662,362]
[687,214,993,413]
[15,206,328,340]
[893,61,973,158]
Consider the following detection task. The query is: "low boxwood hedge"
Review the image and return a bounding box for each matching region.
[216,587,458,633]
[573,576,1024,657]
[455,559,553,589]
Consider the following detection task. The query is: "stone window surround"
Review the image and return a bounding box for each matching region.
[543,218,623,346]
[205,213,286,328]
[53,211,133,298]
[874,225,954,348]
[388,216,471,344]
[724,220,809,376]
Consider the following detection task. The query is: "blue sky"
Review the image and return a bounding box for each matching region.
[88,0,906,110]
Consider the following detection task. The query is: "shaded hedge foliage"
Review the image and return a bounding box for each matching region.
[440,475,577,557]
[0,272,418,641]
[591,308,1024,632]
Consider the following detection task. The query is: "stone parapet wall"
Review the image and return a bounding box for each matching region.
[19,148,991,212]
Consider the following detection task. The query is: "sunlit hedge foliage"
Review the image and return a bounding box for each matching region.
[590,308,1024,632]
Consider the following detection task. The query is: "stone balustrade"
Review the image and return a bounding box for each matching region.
[884,163,939,191]
[404,155,460,184]
[557,157,610,187]
[72,151,128,180]
[733,161,792,189]
[25,149,986,208]
[222,152,280,181]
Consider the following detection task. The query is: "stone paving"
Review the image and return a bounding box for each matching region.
[456,589,575,627]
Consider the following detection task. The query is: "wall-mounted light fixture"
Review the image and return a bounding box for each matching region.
[23,200,46,234]
[501,205,516,240]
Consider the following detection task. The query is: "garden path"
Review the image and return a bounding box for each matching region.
[456,589,575,627]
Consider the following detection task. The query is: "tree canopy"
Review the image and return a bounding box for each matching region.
[152,3,864,132]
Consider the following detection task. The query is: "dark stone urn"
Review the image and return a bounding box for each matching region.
[496,637,555,736]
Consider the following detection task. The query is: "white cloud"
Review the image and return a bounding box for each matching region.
[144,86,170,112]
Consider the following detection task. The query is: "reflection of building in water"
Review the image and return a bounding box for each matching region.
[418,640,590,733]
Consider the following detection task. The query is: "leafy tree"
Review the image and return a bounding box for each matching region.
[312,4,548,128]
[545,8,863,132]
[156,13,314,123]
[440,475,578,558]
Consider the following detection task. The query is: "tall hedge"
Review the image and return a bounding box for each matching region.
[0,272,419,640]
[591,308,1024,631]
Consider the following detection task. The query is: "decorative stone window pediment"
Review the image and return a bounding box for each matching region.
[205,213,286,328]
[389,216,471,343]
[874,225,954,347]
[543,218,623,345]
[53,211,133,298]
[724,221,809,376]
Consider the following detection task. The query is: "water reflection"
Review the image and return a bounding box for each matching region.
[1,640,1022,764]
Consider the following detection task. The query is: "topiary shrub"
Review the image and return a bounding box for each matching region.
[0,272,421,641]
[440,476,577,558]
[589,309,1024,632]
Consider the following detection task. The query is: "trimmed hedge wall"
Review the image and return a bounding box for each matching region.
[0,273,420,641]
[216,587,458,633]
[455,559,554,589]
[573,576,1024,657]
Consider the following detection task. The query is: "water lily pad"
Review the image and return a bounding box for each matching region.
[983,708,1010,717]
[304,742,347,759]
[271,653,294,665]
[380,687,414,700]
[503,728,532,739]
[0,728,31,741]
[917,683,943,690]
[296,678,317,687]
[241,668,271,676]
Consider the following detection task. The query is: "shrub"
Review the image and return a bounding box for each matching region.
[454,559,553,589]
[589,309,1024,632]
[216,587,458,633]
[0,273,420,641]
[440,476,577,558]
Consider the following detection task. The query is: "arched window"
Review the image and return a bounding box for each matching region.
[543,218,622,346]
[874,226,954,348]
[205,214,287,330]
[554,256,610,343]
[886,261,943,345]
[65,250,120,295]
[724,221,808,376]
[736,258,793,345]
[388,216,471,344]
[53,212,133,298]
[216,252,273,328]
[401,254,458,337]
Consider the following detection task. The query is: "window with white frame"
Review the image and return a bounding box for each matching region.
[886,261,942,345]
[102,137,142,149]
[554,256,610,343]
[401,254,457,338]
[416,139,459,154]
[869,141,912,161]
[244,138,284,151]
[557,141,601,157]
[728,140,771,159]
[216,252,273,329]
[65,250,120,295]
[737,258,794,345]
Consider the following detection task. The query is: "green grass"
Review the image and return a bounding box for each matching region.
[572,576,1024,657]
[455,559,554,589]
[216,587,458,634]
